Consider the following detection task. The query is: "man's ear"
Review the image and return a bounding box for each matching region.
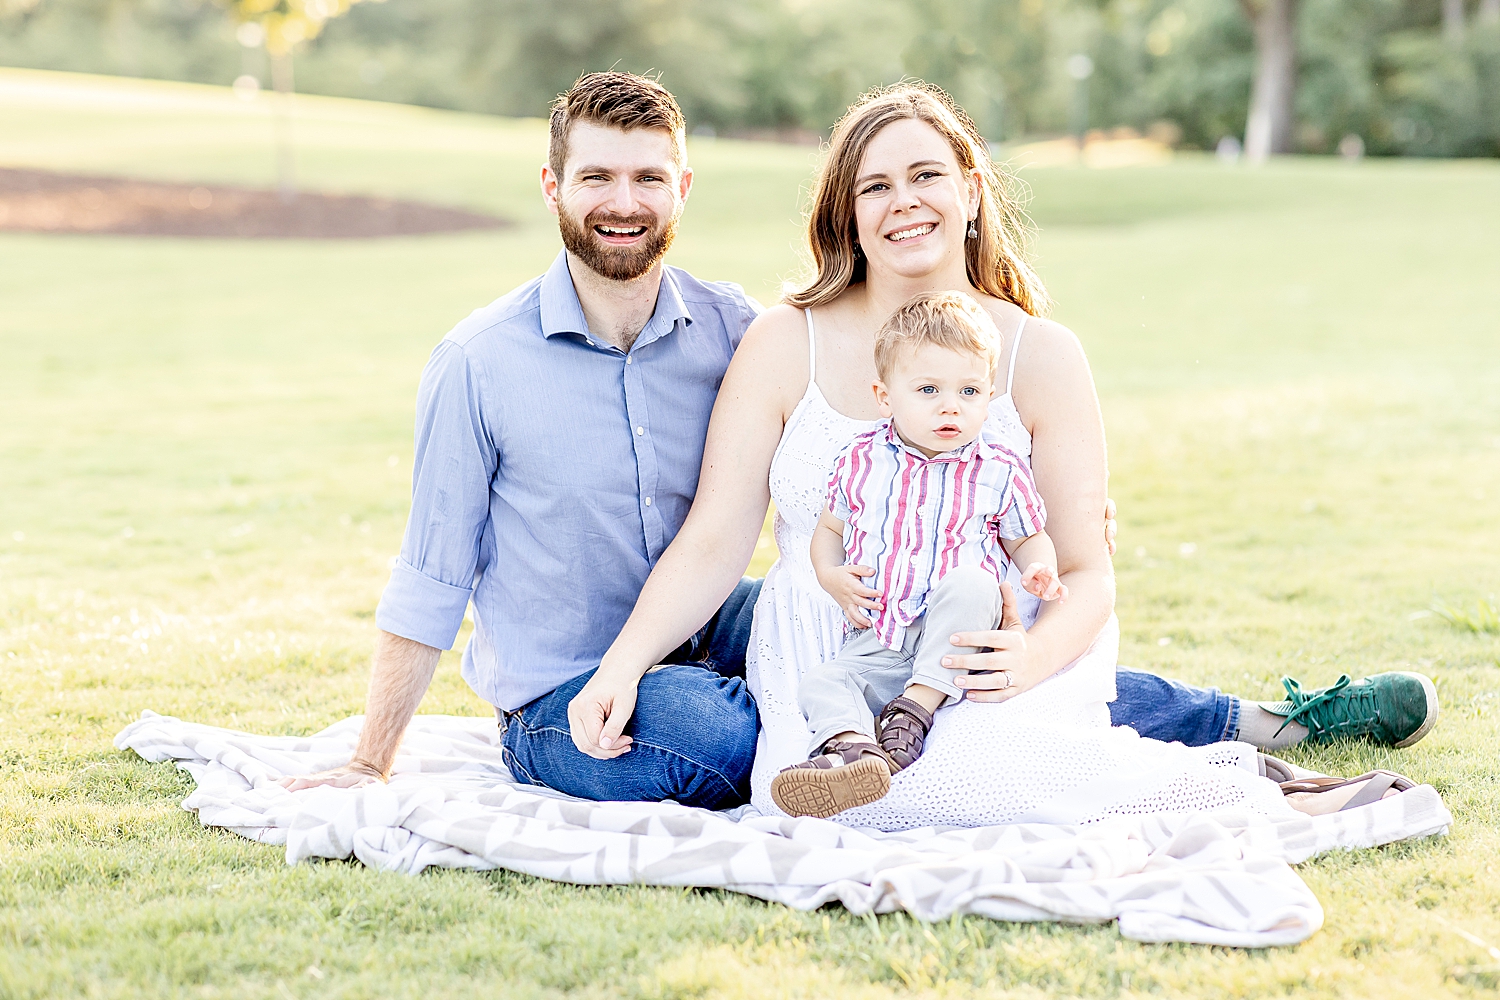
[540,162,561,217]
[678,164,694,204]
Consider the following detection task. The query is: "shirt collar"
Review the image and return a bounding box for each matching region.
[880,420,984,463]
[539,249,693,346]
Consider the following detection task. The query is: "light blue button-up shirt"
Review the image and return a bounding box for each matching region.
[376,250,757,710]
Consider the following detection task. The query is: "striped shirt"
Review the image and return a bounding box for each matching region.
[826,421,1047,650]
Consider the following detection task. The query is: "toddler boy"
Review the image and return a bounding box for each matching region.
[770,291,1066,818]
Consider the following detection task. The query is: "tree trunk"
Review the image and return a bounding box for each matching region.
[1242,0,1298,164]
[270,50,297,202]
[1443,0,1466,44]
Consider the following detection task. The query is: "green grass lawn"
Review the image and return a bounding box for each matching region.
[2,67,1499,999]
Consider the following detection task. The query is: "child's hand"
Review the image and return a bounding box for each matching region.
[816,563,882,629]
[1020,563,1068,602]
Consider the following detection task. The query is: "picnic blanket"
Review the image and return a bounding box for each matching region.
[114,710,1453,948]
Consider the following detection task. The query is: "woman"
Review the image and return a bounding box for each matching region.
[587,83,1413,827]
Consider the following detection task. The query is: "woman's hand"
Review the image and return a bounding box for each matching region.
[816,563,882,629]
[942,582,1041,703]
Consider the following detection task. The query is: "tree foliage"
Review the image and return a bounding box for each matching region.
[1,0,1496,156]
[220,0,379,56]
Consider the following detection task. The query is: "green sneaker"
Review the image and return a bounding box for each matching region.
[1265,672,1439,748]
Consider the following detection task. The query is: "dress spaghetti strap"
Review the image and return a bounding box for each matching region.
[1004,316,1027,395]
[803,308,818,391]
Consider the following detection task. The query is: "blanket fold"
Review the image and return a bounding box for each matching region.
[114,711,1452,948]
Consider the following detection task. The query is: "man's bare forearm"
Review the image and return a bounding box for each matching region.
[351,630,442,777]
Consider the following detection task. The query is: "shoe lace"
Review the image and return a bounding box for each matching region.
[1274,674,1379,740]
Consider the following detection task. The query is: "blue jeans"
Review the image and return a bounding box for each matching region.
[1109,667,1240,744]
[500,578,762,810]
[500,578,1242,809]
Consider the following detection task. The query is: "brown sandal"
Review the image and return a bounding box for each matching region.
[1279,769,1417,811]
[770,739,895,818]
[877,695,935,772]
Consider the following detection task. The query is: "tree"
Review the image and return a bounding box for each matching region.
[1240,0,1299,163]
[220,0,378,197]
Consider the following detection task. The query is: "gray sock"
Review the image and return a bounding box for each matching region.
[1235,703,1309,751]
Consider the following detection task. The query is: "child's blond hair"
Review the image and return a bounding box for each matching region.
[873,291,1003,383]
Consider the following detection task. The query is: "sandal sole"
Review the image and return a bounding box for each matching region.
[770,757,891,818]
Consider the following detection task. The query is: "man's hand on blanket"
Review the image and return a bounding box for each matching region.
[279,758,385,791]
[568,667,638,759]
[942,581,1031,704]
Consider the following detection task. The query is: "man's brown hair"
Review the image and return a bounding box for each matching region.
[548,72,687,179]
[873,291,1002,383]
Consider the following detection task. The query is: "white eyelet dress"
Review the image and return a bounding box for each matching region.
[744,310,1291,829]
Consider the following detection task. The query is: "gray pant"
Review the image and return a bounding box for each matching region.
[799,565,1004,755]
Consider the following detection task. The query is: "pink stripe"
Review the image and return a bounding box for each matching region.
[880,450,919,646]
[1010,464,1044,532]
[958,450,982,570]
[845,435,875,567]
[938,455,968,578]
[985,442,1044,531]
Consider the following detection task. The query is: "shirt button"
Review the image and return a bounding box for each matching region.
[586,339,594,347]
[644,497,652,506]
[626,357,633,364]
[636,426,644,435]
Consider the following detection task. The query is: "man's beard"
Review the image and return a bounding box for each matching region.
[558,203,678,282]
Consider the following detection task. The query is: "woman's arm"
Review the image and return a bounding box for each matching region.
[948,319,1114,701]
[566,307,808,758]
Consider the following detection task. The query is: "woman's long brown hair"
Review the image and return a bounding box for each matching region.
[785,82,1049,317]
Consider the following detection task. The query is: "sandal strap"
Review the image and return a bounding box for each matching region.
[876,696,935,772]
[1279,769,1417,811]
[819,739,897,771]
[877,695,934,734]
[1258,753,1298,784]
[1342,770,1413,811]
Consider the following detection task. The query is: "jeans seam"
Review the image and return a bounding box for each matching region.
[515,723,742,802]
[628,736,740,800]
[1225,695,1242,742]
[500,728,542,787]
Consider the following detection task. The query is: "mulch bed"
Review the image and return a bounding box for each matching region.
[0,167,510,238]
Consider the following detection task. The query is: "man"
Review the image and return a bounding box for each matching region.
[285,72,1437,805]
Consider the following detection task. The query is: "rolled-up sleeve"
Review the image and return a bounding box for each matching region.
[991,464,1048,542]
[376,339,496,650]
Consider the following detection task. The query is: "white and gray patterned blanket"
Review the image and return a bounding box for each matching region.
[114,711,1452,948]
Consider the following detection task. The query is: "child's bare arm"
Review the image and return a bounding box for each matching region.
[1003,529,1068,602]
[811,507,883,628]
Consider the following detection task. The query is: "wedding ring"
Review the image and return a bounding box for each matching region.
[999,670,1014,689]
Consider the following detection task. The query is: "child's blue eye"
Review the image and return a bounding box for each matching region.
[961,387,978,396]
[920,386,937,394]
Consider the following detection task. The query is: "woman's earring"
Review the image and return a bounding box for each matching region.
[967,219,979,240]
